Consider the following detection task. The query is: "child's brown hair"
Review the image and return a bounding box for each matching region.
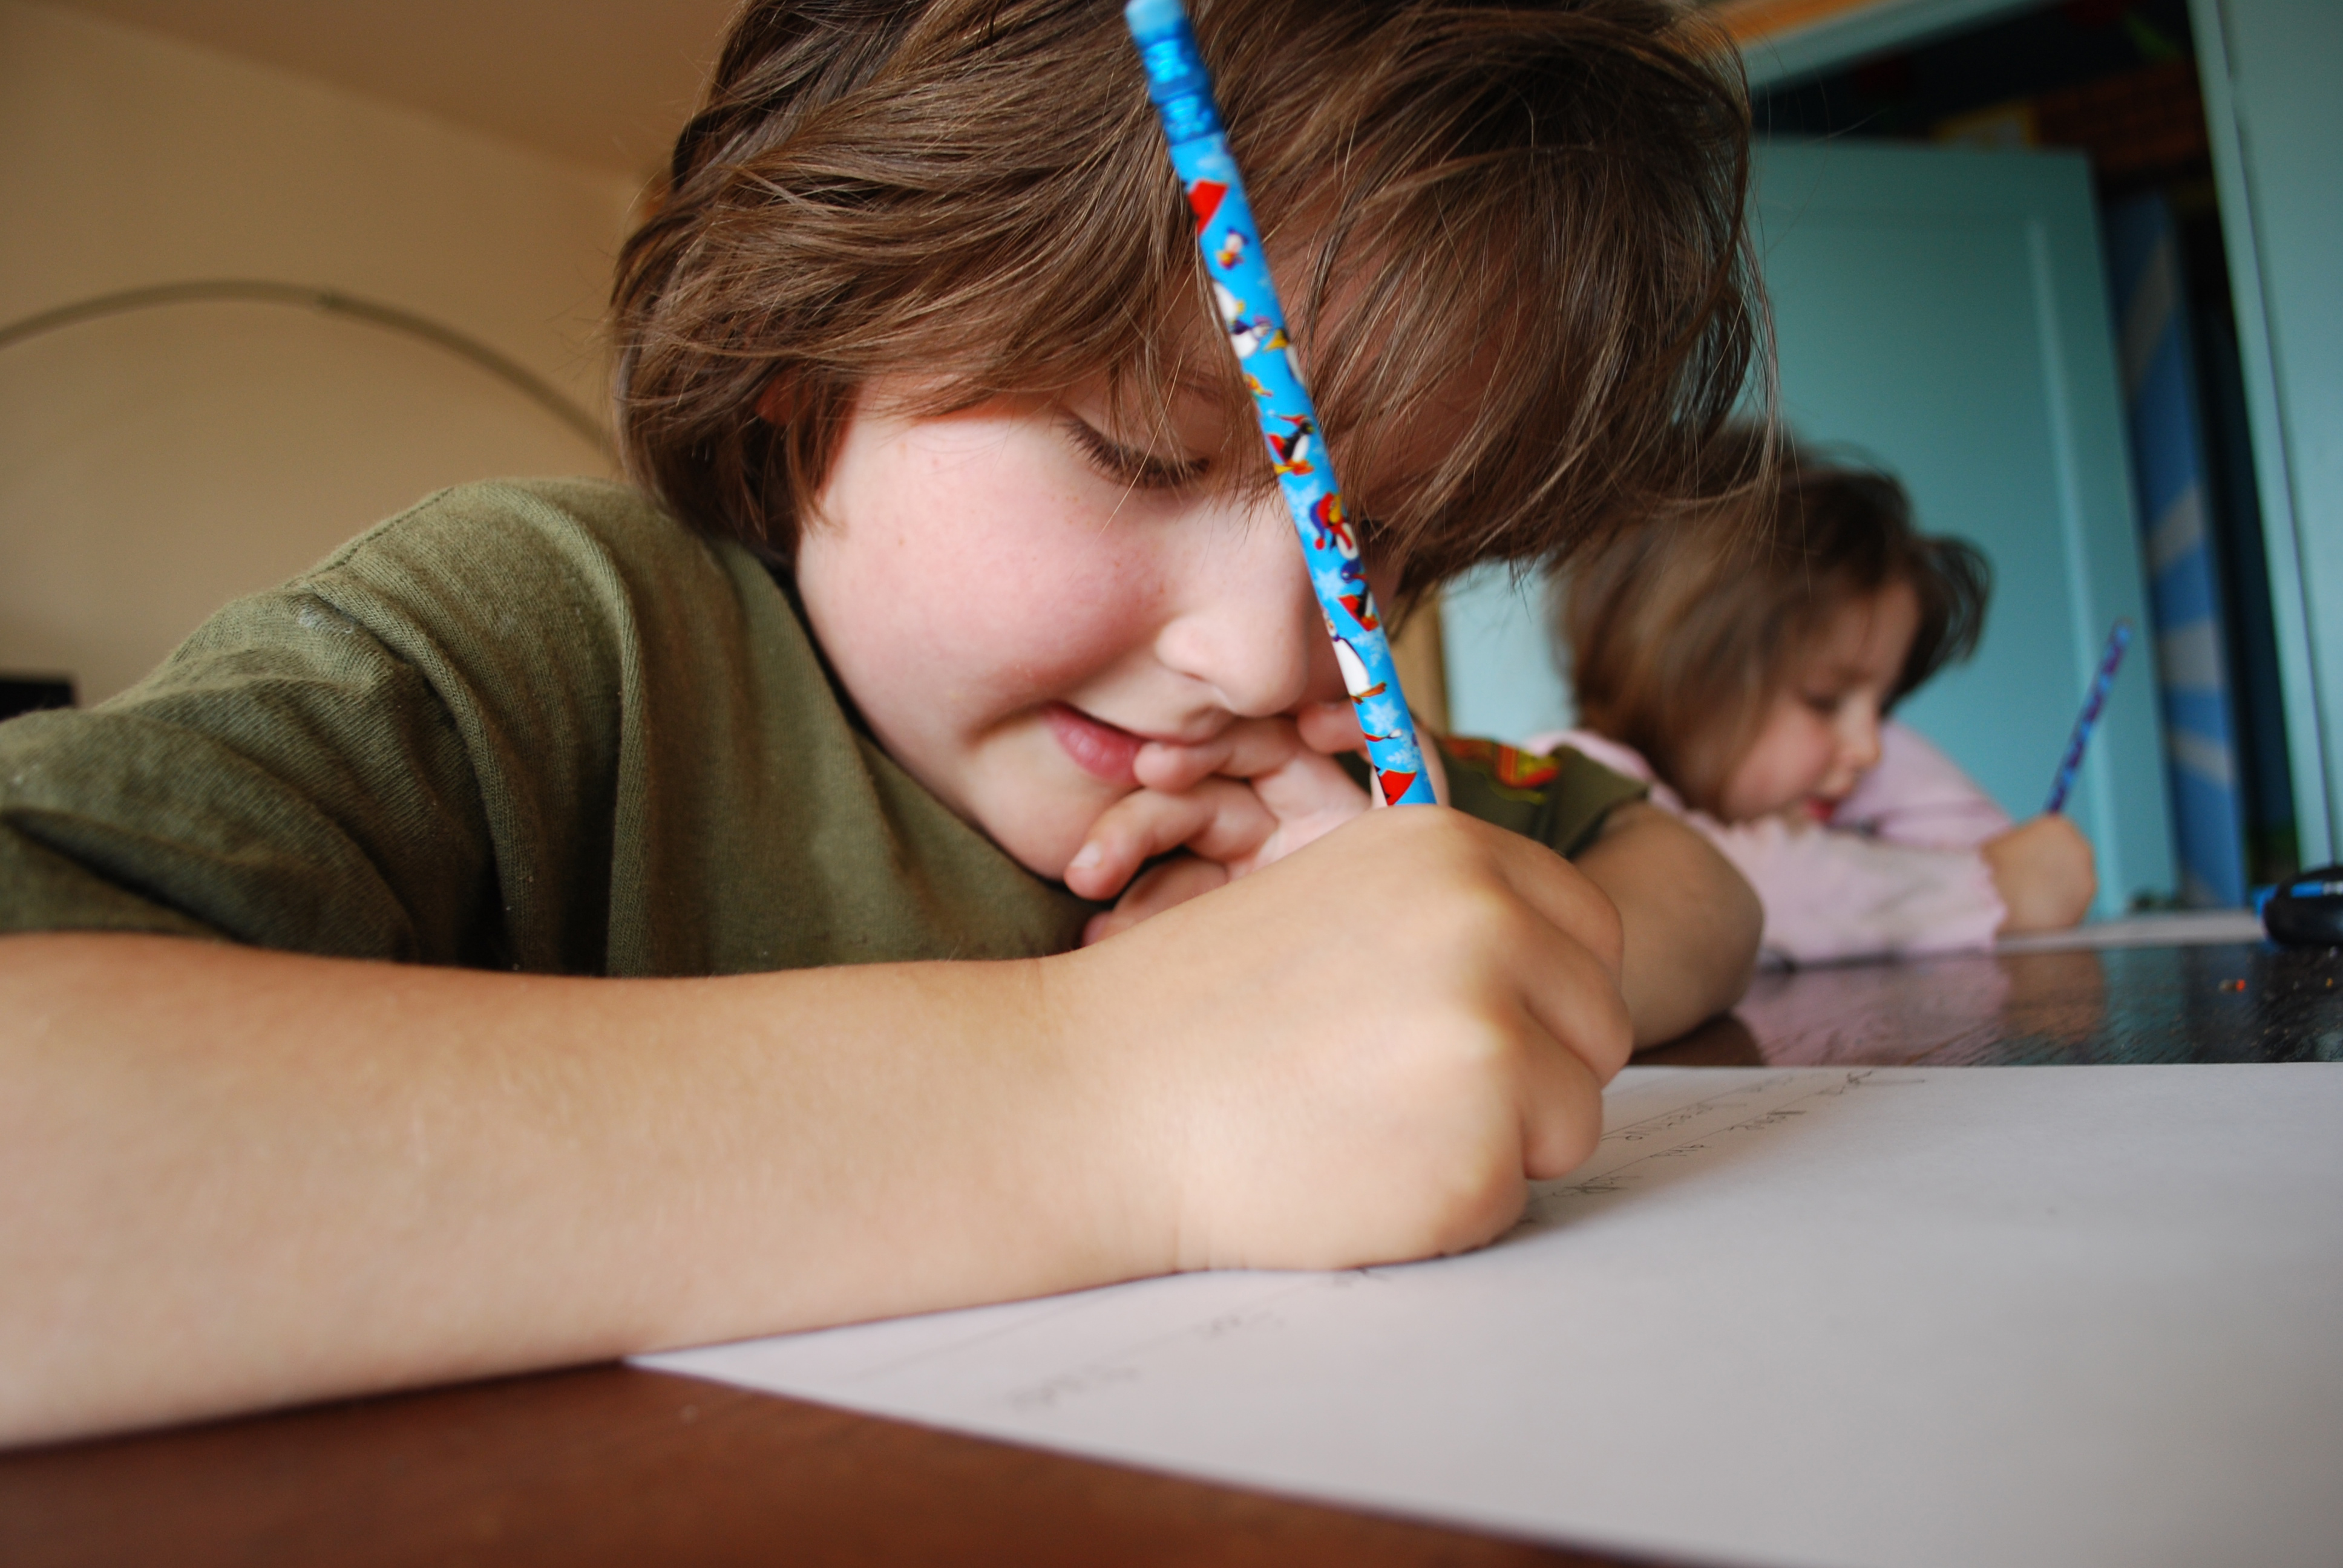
[613,0,1761,590]
[1559,425,1990,813]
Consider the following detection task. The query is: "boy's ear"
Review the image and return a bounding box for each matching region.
[757,372,799,428]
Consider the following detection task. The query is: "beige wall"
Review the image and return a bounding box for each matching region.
[0,2,641,701]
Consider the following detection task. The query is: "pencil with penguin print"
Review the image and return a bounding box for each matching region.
[1123,0,1436,807]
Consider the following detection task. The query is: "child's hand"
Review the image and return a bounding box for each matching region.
[1983,814,2097,932]
[1067,703,1449,943]
[1053,806,1631,1271]
[1065,703,1367,903]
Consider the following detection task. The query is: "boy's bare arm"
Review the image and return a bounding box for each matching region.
[0,809,1629,1446]
[0,932,1119,1445]
[1571,802,1761,1047]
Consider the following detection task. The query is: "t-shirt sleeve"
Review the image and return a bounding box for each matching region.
[1434,736,1648,858]
[0,578,503,961]
[0,479,681,967]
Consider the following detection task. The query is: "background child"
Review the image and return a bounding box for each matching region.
[1529,427,2098,965]
[0,0,1761,1442]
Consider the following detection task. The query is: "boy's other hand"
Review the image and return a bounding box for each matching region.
[1984,814,2097,932]
[1064,708,1366,907]
[1052,806,1630,1273]
[1068,704,1449,942]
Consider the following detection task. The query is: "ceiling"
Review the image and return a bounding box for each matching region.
[36,0,742,178]
[35,1,1821,181]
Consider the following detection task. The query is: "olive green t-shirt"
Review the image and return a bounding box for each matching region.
[0,479,1641,975]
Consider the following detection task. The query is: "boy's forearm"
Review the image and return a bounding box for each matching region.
[0,933,1154,1446]
[1573,803,1761,1046]
[0,811,1650,1446]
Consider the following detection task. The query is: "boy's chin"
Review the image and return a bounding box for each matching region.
[915,727,1130,887]
[966,784,1129,890]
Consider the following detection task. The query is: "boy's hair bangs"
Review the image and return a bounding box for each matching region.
[614,0,1761,581]
[617,0,1197,559]
[1218,0,1761,589]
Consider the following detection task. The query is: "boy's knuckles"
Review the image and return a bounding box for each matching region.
[1522,1085,1606,1180]
[1238,1138,1529,1270]
[1409,1165,1530,1259]
[1413,877,1533,957]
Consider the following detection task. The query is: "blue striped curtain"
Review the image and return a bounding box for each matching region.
[2105,193,2245,906]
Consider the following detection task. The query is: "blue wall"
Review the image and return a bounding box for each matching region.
[2191,0,2343,866]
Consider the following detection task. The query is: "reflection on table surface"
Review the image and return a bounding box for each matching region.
[1642,939,2343,1068]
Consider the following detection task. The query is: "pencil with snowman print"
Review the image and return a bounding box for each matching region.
[1123,0,1436,807]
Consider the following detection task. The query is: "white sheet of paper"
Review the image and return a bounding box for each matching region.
[1994,908,2266,950]
[640,1067,2343,1568]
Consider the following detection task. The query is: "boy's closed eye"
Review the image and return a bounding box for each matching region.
[1058,397,1400,577]
[1060,413,1211,492]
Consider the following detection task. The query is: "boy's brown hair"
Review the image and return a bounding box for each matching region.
[613,0,1761,590]
[1559,425,1991,813]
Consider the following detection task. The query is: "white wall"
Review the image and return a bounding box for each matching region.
[0,1,640,702]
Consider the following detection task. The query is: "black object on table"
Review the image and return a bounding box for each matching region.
[2263,865,2343,948]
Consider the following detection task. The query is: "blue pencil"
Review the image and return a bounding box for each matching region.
[1123,0,1436,807]
[2044,621,2133,815]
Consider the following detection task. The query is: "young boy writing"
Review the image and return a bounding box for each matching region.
[0,0,1761,1443]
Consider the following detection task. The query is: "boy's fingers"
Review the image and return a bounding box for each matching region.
[1135,719,1311,792]
[1131,738,1236,795]
[1138,720,1369,837]
[1245,746,1371,825]
[1512,915,1637,1088]
[1458,814,1627,982]
[1064,781,1276,900]
[1293,703,1449,806]
[1513,1019,1610,1180]
[1417,724,1451,806]
[1081,856,1230,944]
[1293,700,1365,756]
[1395,812,1633,1084]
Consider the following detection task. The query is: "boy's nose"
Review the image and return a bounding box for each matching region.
[1152,511,1325,717]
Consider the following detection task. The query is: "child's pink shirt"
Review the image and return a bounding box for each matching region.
[1524,722,2011,965]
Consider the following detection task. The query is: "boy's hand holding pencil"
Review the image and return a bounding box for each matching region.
[1053,805,1631,1270]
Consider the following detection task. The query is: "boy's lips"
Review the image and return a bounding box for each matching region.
[1043,702,1145,787]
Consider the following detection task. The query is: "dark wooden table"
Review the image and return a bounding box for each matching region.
[8,938,2338,1567]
